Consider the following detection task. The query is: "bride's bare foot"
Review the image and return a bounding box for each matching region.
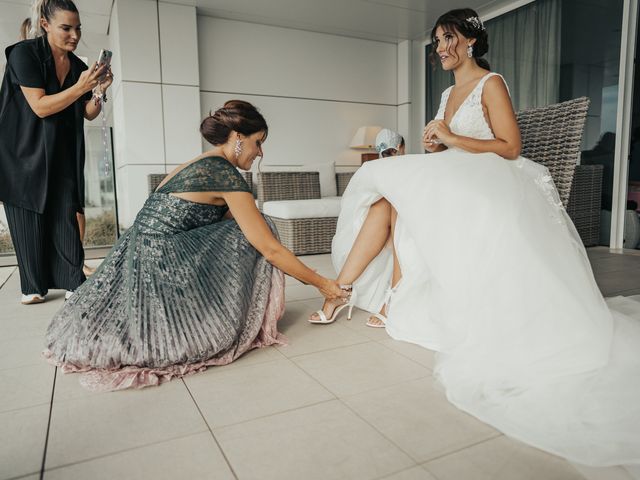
[309,296,353,324]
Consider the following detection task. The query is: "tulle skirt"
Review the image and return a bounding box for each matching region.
[332,150,640,466]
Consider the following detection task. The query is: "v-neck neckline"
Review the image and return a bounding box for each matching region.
[444,72,491,127]
[55,57,71,89]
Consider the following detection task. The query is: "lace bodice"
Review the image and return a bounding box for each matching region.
[435,72,508,142]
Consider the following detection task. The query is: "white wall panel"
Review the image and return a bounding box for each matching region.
[198,17,397,105]
[159,2,199,86]
[163,85,202,164]
[397,103,410,149]
[201,92,397,168]
[397,40,410,105]
[119,82,165,165]
[113,0,160,83]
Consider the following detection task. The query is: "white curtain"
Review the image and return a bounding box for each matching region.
[488,0,561,110]
[425,0,561,118]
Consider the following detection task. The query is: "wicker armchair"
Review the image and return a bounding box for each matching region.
[516,97,590,207]
[566,165,603,246]
[516,97,602,246]
[258,172,354,255]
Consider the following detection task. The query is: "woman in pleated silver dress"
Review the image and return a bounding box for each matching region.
[44,100,348,391]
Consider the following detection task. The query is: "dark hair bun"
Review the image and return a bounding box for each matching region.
[200,100,268,146]
[473,29,489,57]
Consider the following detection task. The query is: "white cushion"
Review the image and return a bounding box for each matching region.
[257,161,337,197]
[262,197,342,219]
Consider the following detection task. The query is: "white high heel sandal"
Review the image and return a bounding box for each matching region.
[366,281,401,328]
[309,285,354,324]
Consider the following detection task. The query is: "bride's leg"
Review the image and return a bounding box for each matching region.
[310,199,392,321]
[335,199,392,284]
[367,206,403,327]
[390,207,403,288]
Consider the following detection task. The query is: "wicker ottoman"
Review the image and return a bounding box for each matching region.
[258,171,354,255]
[262,197,342,255]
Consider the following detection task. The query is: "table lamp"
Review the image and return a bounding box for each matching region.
[350,126,382,163]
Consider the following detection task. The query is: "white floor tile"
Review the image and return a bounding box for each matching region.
[380,466,437,480]
[0,363,55,413]
[378,339,436,370]
[44,432,233,480]
[214,400,414,480]
[340,307,395,341]
[0,266,16,288]
[284,284,323,302]
[0,313,52,342]
[293,342,430,398]
[573,463,638,480]
[45,380,208,469]
[423,436,585,480]
[0,336,49,370]
[276,300,369,357]
[0,404,49,480]
[185,358,333,428]
[342,378,499,462]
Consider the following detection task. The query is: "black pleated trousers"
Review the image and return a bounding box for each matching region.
[4,179,85,296]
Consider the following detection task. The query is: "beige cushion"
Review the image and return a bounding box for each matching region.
[262,197,342,219]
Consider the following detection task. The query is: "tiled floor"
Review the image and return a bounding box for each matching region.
[1,247,639,480]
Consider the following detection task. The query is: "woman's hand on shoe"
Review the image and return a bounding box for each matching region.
[319,278,350,302]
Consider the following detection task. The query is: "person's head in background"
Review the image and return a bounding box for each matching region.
[19,17,31,40]
[375,129,405,158]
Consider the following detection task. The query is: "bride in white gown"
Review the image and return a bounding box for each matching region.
[310,7,640,467]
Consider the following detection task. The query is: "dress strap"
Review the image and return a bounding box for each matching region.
[477,72,511,97]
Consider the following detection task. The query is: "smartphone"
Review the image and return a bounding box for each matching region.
[95,49,112,81]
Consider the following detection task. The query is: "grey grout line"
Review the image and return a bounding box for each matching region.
[284,338,375,360]
[39,367,57,480]
[0,266,17,290]
[40,430,209,475]
[181,379,239,480]
[373,338,434,371]
[180,352,341,431]
[5,472,41,480]
[210,398,338,432]
[0,401,52,416]
[418,432,504,466]
[372,467,420,480]
[337,391,420,462]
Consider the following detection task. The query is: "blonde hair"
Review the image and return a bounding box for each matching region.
[19,17,32,40]
[29,0,79,37]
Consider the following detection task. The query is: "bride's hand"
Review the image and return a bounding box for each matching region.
[423,122,439,151]
[423,120,454,150]
[318,277,350,302]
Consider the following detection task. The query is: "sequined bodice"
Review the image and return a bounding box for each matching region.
[136,156,251,235]
[435,72,508,142]
[156,156,251,195]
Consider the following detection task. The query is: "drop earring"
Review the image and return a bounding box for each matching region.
[234,138,243,159]
[467,44,474,58]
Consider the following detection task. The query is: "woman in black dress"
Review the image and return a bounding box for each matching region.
[0,0,112,304]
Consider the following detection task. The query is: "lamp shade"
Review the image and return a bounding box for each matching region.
[349,126,382,149]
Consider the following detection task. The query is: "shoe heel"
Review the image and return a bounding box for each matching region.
[347,304,354,321]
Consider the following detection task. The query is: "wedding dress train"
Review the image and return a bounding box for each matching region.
[332,73,640,466]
